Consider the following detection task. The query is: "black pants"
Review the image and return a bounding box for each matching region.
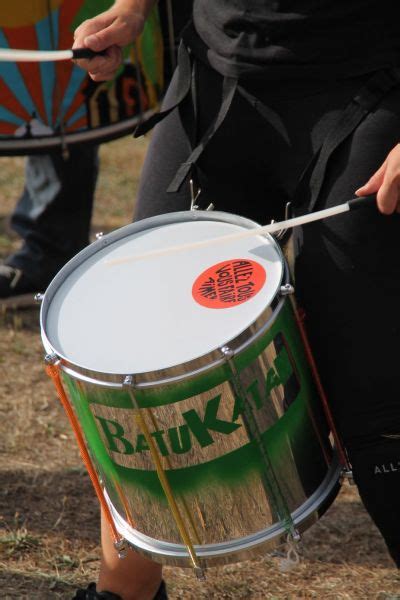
[9,145,98,288]
[134,60,400,565]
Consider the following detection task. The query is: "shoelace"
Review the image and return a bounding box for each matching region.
[0,264,22,289]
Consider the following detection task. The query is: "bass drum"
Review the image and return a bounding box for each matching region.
[0,1,164,155]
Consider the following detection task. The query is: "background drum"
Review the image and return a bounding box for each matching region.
[41,211,341,572]
[0,0,164,154]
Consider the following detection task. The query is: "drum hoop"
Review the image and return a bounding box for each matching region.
[53,295,286,390]
[41,210,287,387]
[0,109,157,156]
[105,454,341,565]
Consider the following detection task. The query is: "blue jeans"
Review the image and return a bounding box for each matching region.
[8,144,99,287]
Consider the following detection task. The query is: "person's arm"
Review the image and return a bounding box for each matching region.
[73,0,156,81]
[355,144,400,214]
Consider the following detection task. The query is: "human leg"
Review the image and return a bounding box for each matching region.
[94,509,164,600]
[74,515,165,600]
[1,144,98,300]
[102,62,292,600]
[86,65,400,600]
[140,64,400,566]
[294,84,400,565]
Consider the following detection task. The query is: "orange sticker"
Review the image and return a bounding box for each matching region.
[192,259,266,309]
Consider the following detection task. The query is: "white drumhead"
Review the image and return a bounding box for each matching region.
[44,217,284,374]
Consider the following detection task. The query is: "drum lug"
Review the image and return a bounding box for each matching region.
[340,468,355,485]
[34,293,44,303]
[44,352,59,365]
[220,345,234,360]
[95,231,110,249]
[123,375,138,407]
[123,375,134,387]
[114,538,128,559]
[280,283,295,296]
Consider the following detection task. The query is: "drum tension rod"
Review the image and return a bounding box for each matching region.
[189,178,213,211]
[44,353,127,557]
[270,201,292,240]
[123,375,205,579]
[220,346,301,545]
[189,178,201,210]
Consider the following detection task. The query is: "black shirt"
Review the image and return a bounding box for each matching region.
[183,1,400,80]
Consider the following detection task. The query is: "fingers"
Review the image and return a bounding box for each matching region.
[376,179,400,215]
[355,160,387,197]
[74,8,144,51]
[375,155,400,214]
[73,6,145,81]
[74,14,115,47]
[355,145,400,215]
[73,45,122,81]
[84,15,141,51]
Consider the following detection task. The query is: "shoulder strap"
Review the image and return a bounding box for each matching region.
[134,41,192,138]
[305,68,400,211]
[167,75,238,193]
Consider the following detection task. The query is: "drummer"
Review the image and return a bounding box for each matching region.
[72,1,400,599]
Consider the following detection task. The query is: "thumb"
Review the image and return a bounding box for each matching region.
[355,159,387,196]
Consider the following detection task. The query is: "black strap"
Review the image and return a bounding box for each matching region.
[238,87,290,145]
[167,75,238,193]
[133,41,192,138]
[307,68,400,211]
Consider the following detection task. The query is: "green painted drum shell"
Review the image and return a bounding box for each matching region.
[62,296,340,566]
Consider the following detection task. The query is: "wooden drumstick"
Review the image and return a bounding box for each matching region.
[106,194,376,266]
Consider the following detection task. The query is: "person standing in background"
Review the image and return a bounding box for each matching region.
[0,146,98,306]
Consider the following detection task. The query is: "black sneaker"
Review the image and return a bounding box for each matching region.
[72,580,168,600]
[154,581,168,600]
[0,264,41,308]
[72,583,122,600]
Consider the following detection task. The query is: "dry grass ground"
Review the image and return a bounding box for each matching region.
[0,138,399,599]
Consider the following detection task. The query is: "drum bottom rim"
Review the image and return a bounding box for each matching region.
[106,455,341,568]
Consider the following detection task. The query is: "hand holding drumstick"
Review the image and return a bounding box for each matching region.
[356,143,400,214]
[73,0,156,81]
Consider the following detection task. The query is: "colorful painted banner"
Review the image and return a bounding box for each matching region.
[0,0,164,154]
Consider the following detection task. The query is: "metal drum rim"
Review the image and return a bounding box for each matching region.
[41,210,287,388]
[106,456,341,566]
